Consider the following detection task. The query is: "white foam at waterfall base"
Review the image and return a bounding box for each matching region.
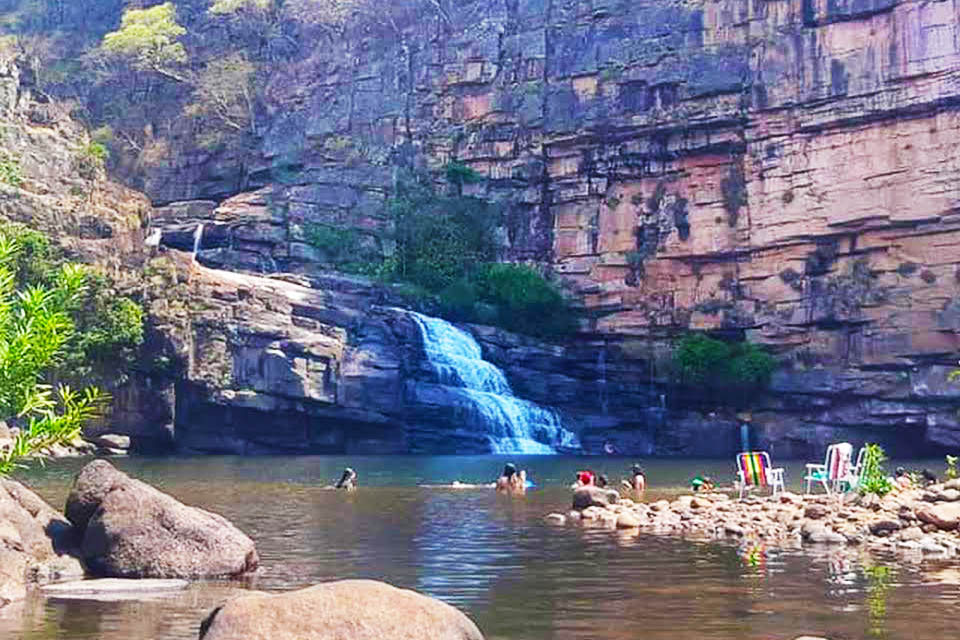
[409,312,580,454]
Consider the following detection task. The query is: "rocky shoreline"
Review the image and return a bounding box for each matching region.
[1,460,484,639]
[551,484,960,561]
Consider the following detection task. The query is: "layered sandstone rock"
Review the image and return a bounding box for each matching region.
[133,0,960,454]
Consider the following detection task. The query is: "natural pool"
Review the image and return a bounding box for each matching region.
[2,455,959,639]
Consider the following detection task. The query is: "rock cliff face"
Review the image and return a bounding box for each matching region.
[8,2,960,456]
[140,0,960,456]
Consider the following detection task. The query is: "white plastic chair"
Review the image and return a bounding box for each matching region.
[804,442,854,495]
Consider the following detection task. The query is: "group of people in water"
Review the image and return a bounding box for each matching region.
[326,463,722,495]
[325,462,935,495]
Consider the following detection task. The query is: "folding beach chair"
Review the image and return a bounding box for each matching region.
[736,451,785,500]
[804,442,854,495]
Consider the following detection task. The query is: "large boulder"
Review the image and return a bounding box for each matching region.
[916,502,960,531]
[65,460,258,579]
[198,579,485,640]
[0,479,84,607]
[571,487,619,510]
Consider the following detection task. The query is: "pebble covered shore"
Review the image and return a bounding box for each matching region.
[548,481,960,560]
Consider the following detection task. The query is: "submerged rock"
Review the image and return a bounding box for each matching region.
[0,479,84,607]
[65,460,258,579]
[198,579,485,640]
[41,578,188,600]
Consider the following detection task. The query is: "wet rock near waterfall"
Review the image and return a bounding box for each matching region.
[0,479,84,607]
[66,460,258,579]
[198,579,485,640]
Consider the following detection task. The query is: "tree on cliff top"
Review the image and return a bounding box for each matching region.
[0,230,108,476]
[98,2,188,83]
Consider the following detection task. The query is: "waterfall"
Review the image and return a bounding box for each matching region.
[192,223,204,263]
[409,312,580,454]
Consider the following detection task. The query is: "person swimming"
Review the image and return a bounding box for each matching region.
[691,474,715,492]
[335,467,358,490]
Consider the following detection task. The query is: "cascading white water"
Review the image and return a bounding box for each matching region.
[192,223,204,263]
[410,312,580,454]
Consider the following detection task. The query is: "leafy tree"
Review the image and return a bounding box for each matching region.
[98,2,188,83]
[0,230,108,476]
[185,53,257,144]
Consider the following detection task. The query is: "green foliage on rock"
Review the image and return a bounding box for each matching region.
[76,141,108,178]
[0,224,145,385]
[0,228,108,476]
[674,333,776,390]
[0,153,23,187]
[385,172,498,291]
[858,443,893,497]
[945,455,958,481]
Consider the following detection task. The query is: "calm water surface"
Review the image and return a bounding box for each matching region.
[2,456,959,640]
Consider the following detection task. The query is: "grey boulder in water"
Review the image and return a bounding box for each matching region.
[198,579,485,640]
[0,479,84,607]
[65,460,258,579]
[572,486,619,510]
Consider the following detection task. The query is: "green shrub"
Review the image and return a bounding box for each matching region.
[444,161,483,189]
[859,443,893,497]
[438,279,479,321]
[945,455,958,481]
[0,230,108,476]
[473,263,575,338]
[76,142,109,179]
[388,171,499,291]
[0,224,145,386]
[674,333,776,389]
[0,154,23,187]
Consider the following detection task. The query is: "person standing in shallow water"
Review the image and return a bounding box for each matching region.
[496,463,526,493]
[335,467,358,491]
[621,464,645,493]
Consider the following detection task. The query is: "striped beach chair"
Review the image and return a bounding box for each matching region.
[736,451,785,500]
[804,442,854,495]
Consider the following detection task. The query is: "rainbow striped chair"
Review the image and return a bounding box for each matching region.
[736,451,785,500]
[804,442,854,495]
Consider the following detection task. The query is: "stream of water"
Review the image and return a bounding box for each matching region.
[3,455,959,640]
